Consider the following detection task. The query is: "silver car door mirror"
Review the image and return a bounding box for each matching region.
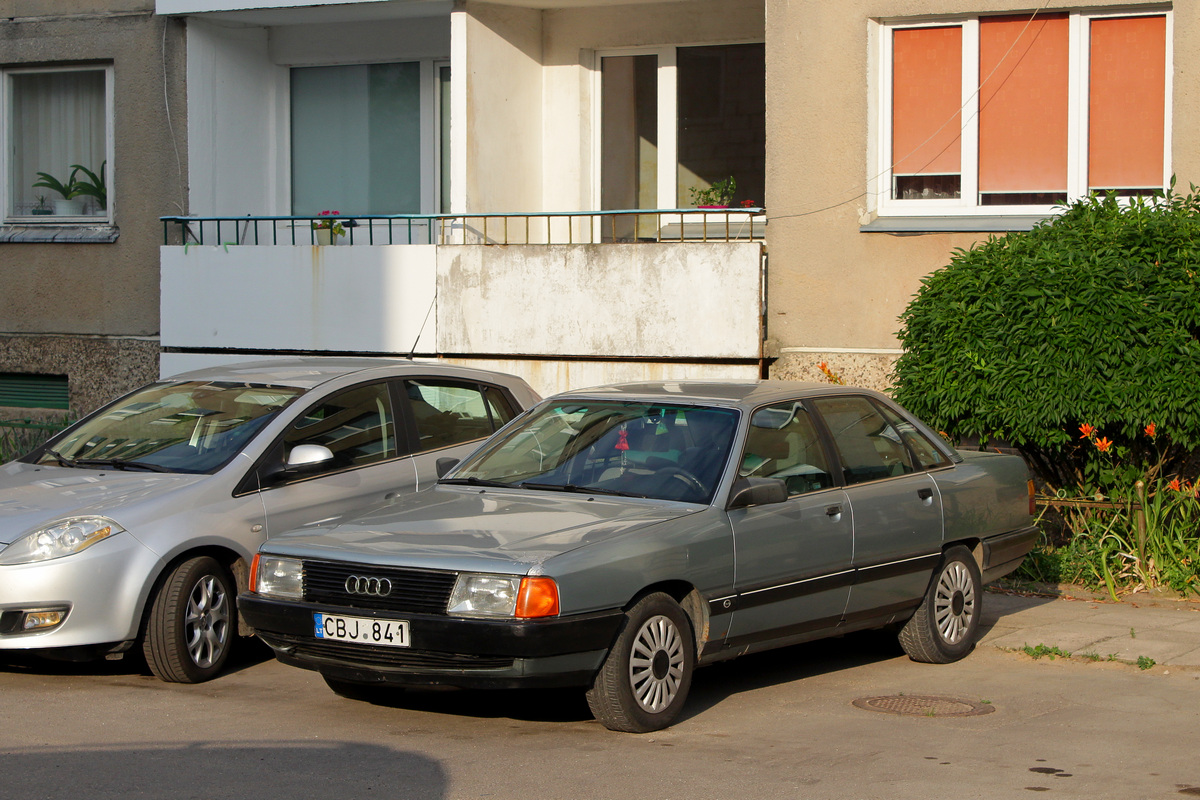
[286,443,335,468]
[726,477,789,509]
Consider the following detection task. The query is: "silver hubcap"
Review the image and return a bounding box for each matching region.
[629,614,685,713]
[185,575,230,668]
[934,561,975,645]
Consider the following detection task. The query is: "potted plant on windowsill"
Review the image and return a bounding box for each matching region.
[32,162,106,216]
[312,210,346,245]
[690,176,737,208]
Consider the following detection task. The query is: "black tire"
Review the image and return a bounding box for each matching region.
[143,556,236,683]
[586,592,695,733]
[898,545,982,664]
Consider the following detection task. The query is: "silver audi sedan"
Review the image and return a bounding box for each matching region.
[0,358,538,682]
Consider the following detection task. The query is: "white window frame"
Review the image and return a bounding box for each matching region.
[0,64,115,225]
[871,8,1172,218]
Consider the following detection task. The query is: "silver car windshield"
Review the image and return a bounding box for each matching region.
[37,381,303,474]
[448,400,739,504]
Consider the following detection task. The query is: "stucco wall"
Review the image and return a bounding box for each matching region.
[0,9,185,337]
[764,0,1196,387]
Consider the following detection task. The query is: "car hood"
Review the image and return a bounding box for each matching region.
[0,461,208,544]
[263,484,701,571]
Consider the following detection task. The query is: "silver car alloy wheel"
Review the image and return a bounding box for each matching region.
[628,614,686,713]
[184,574,231,668]
[933,561,975,645]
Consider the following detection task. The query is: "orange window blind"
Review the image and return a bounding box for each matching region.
[892,26,962,176]
[978,14,1069,193]
[1089,15,1166,190]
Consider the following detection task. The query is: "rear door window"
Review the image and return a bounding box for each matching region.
[402,379,515,453]
[811,396,915,485]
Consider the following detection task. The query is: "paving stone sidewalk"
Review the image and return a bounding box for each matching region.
[980,588,1200,667]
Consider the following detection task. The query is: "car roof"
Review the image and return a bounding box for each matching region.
[553,380,892,411]
[163,357,520,391]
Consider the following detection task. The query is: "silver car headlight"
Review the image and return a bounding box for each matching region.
[253,554,304,599]
[0,517,125,566]
[447,573,559,618]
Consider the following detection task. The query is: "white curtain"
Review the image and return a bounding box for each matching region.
[11,70,106,216]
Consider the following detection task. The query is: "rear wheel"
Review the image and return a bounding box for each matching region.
[586,592,695,733]
[143,556,236,683]
[898,545,981,664]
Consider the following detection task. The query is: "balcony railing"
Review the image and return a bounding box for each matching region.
[160,209,765,247]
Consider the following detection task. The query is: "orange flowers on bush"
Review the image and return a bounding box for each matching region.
[1145,422,1157,438]
[1079,423,1096,439]
[1094,437,1113,453]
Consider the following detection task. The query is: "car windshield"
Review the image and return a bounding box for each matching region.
[36,381,304,474]
[448,400,739,504]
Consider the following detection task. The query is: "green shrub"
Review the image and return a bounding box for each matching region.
[893,188,1200,494]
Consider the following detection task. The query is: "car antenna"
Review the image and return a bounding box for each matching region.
[406,294,436,361]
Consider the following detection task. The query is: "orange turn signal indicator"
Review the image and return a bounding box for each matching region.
[249,553,261,593]
[515,576,560,618]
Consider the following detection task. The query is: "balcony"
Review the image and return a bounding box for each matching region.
[159,210,767,394]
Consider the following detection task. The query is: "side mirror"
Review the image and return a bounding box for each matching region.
[726,477,788,509]
[286,443,335,470]
[435,457,459,478]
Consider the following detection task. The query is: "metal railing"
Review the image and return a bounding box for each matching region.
[161,209,766,247]
[0,418,71,463]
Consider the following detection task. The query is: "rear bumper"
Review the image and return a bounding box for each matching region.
[981,525,1040,583]
[239,593,623,689]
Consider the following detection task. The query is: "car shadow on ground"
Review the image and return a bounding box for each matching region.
[0,635,275,679]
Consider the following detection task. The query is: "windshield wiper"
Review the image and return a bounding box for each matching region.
[438,476,513,488]
[71,458,171,473]
[519,481,646,499]
[43,449,79,468]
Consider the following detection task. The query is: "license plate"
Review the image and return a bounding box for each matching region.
[314,613,410,648]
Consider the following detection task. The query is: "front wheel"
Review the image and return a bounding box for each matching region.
[898,545,982,664]
[143,556,236,683]
[586,592,695,733]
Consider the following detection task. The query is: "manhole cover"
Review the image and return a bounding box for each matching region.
[852,695,995,717]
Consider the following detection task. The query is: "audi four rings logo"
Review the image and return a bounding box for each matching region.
[345,576,393,597]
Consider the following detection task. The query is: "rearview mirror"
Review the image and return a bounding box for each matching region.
[726,477,788,509]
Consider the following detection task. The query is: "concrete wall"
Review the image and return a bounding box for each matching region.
[764,0,1196,390]
[437,243,762,359]
[160,245,438,353]
[0,5,186,417]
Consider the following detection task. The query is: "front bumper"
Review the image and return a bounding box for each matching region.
[239,593,624,689]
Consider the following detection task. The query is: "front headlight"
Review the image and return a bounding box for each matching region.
[447,573,559,618]
[252,554,304,599]
[0,517,125,566]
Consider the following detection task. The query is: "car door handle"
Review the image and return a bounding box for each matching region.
[825,505,843,517]
[917,488,933,501]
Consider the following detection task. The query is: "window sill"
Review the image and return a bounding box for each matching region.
[0,224,119,243]
[859,215,1049,234]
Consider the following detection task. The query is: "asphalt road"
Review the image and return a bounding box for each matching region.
[1,627,1198,800]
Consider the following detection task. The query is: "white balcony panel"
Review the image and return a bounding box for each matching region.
[160,244,437,354]
[437,243,763,360]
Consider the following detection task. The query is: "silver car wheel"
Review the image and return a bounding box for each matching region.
[933,560,976,645]
[184,574,231,669]
[628,614,686,713]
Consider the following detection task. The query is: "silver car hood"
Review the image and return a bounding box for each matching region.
[263,484,700,570]
[0,461,207,544]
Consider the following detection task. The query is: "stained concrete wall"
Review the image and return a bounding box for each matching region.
[764,0,1197,389]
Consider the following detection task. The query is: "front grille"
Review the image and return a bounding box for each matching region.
[266,632,514,671]
[303,559,457,615]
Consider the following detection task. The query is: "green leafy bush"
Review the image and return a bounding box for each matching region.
[893,188,1200,494]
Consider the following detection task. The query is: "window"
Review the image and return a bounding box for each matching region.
[812,396,916,485]
[3,66,112,221]
[402,380,515,453]
[0,373,68,410]
[877,10,1169,216]
[741,402,834,495]
[291,61,449,216]
[598,43,764,226]
[284,383,396,469]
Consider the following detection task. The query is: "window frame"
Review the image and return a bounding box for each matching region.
[871,8,1172,219]
[1,63,115,226]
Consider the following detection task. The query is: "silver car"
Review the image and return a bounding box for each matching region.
[0,358,538,682]
[241,381,1037,732]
